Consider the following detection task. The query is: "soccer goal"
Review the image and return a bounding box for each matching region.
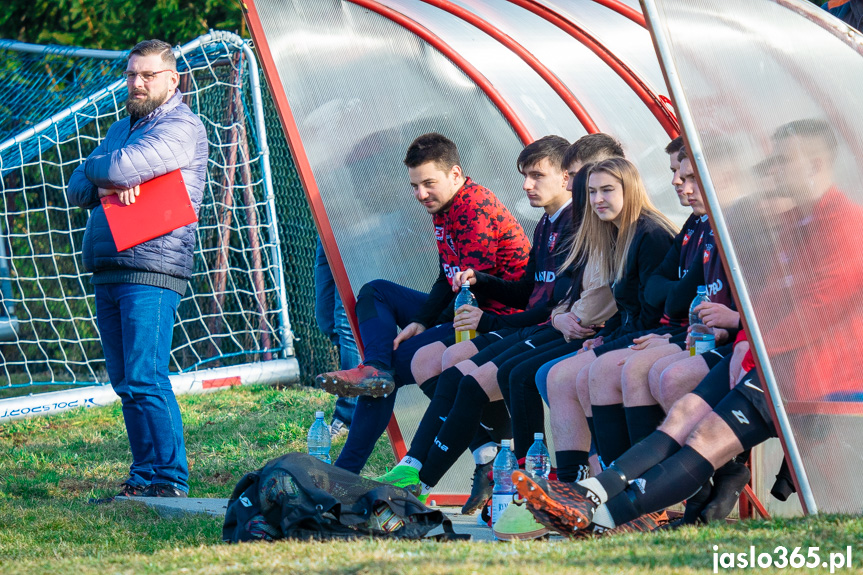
[0,32,299,422]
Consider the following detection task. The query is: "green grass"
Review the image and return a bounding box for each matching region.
[1,385,861,574]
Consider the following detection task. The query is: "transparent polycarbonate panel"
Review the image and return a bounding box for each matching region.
[540,0,667,95]
[440,0,689,224]
[255,0,533,295]
[651,0,863,514]
[377,0,587,145]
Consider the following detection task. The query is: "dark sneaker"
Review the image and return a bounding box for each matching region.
[770,458,796,502]
[594,511,670,536]
[681,480,713,525]
[316,364,395,398]
[88,482,147,504]
[461,461,494,515]
[512,470,600,534]
[143,483,188,498]
[700,460,750,523]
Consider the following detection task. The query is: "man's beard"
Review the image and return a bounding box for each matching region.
[126,87,169,117]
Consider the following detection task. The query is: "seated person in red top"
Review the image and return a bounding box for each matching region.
[315,132,531,474]
[512,118,863,534]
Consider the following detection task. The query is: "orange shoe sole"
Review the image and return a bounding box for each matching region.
[512,471,595,536]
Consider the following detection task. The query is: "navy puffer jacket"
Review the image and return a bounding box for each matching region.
[66,90,208,281]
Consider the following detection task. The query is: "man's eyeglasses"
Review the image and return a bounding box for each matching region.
[124,70,175,82]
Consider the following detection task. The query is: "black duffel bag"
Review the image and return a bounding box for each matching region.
[222,453,466,542]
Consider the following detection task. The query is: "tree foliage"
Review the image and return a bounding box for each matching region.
[0,0,247,50]
[0,0,828,51]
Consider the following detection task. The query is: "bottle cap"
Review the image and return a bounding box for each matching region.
[697,285,707,294]
[315,411,325,418]
[534,432,544,440]
[500,439,511,448]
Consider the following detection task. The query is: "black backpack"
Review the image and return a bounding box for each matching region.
[222,453,467,542]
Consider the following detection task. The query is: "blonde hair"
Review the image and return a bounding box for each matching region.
[561,157,677,284]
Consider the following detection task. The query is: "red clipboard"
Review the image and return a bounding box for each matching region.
[100,170,198,252]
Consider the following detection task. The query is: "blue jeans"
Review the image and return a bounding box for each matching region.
[95,283,189,492]
[315,239,359,425]
[335,279,454,473]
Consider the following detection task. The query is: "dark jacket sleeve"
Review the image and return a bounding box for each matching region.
[67,135,112,210]
[598,225,674,340]
[471,244,536,311]
[643,232,683,309]
[630,228,675,332]
[662,263,705,320]
[411,268,454,328]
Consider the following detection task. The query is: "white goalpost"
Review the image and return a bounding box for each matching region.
[0,32,299,422]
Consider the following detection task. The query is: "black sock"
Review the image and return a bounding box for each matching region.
[506,371,545,460]
[419,375,438,400]
[596,430,681,499]
[771,457,797,501]
[406,367,462,461]
[624,404,666,445]
[419,376,489,487]
[555,450,590,482]
[479,400,512,444]
[592,403,630,464]
[605,445,715,525]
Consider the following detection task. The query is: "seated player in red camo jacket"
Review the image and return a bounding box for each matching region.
[512,118,863,535]
[315,132,531,474]
[373,135,577,506]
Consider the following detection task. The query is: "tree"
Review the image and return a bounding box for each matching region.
[0,0,246,50]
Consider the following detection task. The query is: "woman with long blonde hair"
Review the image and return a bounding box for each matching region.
[544,157,677,483]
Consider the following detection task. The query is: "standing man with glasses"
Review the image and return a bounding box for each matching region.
[67,39,208,501]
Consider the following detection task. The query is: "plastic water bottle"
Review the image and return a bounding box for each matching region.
[491,439,519,532]
[454,283,478,343]
[525,432,551,479]
[689,286,715,356]
[307,411,331,464]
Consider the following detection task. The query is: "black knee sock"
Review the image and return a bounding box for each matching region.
[605,445,715,525]
[406,366,462,461]
[595,430,681,499]
[555,450,591,482]
[624,404,666,446]
[419,376,489,487]
[418,375,438,400]
[508,376,544,460]
[592,403,631,465]
[479,400,512,444]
